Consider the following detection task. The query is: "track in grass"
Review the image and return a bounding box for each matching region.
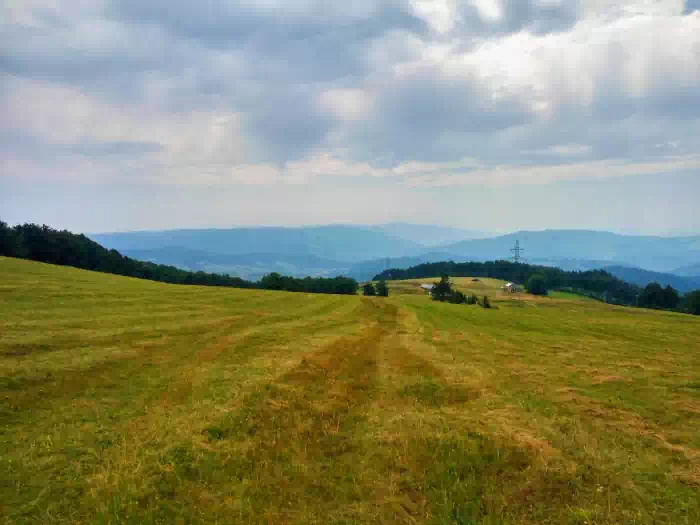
[2,257,700,524]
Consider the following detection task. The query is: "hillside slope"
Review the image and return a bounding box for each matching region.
[2,257,700,524]
[603,265,700,293]
[91,225,424,262]
[442,230,700,272]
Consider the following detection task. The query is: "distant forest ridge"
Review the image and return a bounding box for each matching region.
[0,222,358,295]
[374,260,643,306]
[374,261,698,314]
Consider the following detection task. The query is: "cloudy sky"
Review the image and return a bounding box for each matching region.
[2,0,700,234]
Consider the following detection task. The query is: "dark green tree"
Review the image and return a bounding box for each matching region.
[0,220,19,256]
[662,285,680,310]
[683,290,700,315]
[376,280,389,297]
[363,282,376,296]
[431,275,452,302]
[525,274,547,296]
[638,282,679,310]
[449,290,467,304]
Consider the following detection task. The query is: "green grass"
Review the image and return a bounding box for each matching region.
[2,256,700,524]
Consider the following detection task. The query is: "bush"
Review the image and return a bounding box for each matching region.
[638,282,680,310]
[526,274,547,296]
[450,290,467,304]
[431,275,452,302]
[363,282,376,296]
[683,290,700,315]
[482,295,491,309]
[376,280,389,297]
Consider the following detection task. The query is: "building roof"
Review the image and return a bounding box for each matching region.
[420,284,434,290]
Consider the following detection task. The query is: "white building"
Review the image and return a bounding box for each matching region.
[420,284,434,292]
[504,282,517,293]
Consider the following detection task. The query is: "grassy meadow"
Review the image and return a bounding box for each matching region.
[2,256,700,524]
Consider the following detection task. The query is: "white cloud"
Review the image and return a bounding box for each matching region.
[471,0,503,22]
[318,89,374,121]
[1,0,699,232]
[406,155,700,187]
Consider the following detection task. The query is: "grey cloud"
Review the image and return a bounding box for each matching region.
[453,0,581,36]
[0,131,163,159]
[63,140,165,157]
[2,0,700,175]
[342,69,530,163]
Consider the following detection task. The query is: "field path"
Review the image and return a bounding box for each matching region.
[3,258,700,524]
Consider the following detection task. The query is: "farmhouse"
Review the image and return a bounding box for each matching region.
[504,282,517,293]
[420,284,434,292]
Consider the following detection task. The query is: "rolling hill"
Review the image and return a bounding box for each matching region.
[602,265,700,293]
[2,257,700,524]
[91,225,425,262]
[123,246,349,280]
[370,223,492,246]
[442,230,700,273]
[672,262,700,278]
[90,227,700,281]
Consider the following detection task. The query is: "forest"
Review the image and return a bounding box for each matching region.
[0,222,358,295]
[374,260,700,314]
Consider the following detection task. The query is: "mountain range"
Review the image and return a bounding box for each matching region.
[90,225,700,290]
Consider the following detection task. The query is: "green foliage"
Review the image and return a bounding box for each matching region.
[431,275,453,302]
[0,221,359,296]
[362,282,376,296]
[376,280,389,297]
[525,274,548,296]
[374,259,641,307]
[429,275,475,305]
[682,290,700,315]
[258,272,358,295]
[637,282,680,310]
[449,290,467,304]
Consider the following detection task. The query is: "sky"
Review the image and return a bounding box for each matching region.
[1,0,700,235]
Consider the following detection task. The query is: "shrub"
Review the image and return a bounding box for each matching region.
[683,290,700,315]
[526,274,547,296]
[363,282,376,296]
[482,295,491,309]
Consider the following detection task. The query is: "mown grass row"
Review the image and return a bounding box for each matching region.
[2,257,699,524]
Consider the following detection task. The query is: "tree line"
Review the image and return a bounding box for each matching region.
[374,260,699,315]
[0,221,358,296]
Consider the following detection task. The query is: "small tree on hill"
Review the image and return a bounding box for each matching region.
[526,274,547,296]
[431,275,452,302]
[363,282,376,296]
[376,280,389,297]
[638,282,679,310]
[450,290,467,304]
[683,290,700,315]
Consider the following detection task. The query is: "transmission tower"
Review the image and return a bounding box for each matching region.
[510,240,525,263]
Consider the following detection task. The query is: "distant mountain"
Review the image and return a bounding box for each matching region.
[601,266,700,293]
[93,227,700,279]
[672,262,700,278]
[124,247,348,281]
[346,252,484,281]
[371,223,492,247]
[441,230,700,273]
[92,225,424,263]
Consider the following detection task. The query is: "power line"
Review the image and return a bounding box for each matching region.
[510,240,525,263]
